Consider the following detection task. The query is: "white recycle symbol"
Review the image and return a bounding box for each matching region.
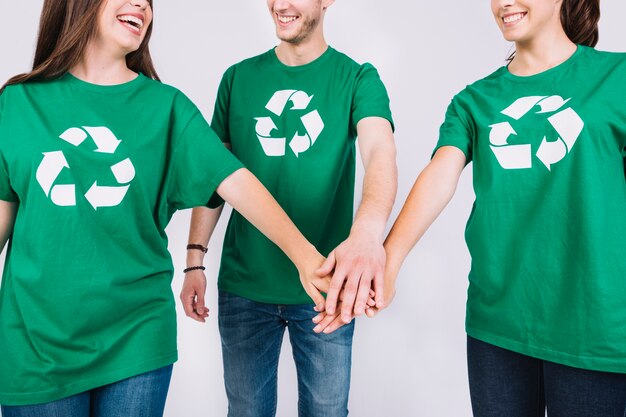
[489,95,584,170]
[35,126,135,209]
[254,89,324,157]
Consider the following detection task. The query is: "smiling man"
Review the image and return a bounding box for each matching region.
[181,1,396,415]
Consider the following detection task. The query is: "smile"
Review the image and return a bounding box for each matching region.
[503,12,527,25]
[277,14,299,24]
[117,14,144,34]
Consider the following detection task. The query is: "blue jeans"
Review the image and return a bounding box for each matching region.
[1,365,172,417]
[467,336,626,417]
[218,291,354,417]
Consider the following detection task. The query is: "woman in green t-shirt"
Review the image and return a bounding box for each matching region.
[357,0,626,415]
[0,0,331,415]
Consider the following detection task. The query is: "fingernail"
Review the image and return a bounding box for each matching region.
[313,325,322,333]
[342,314,350,323]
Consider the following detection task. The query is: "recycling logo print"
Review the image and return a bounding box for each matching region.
[254,89,324,157]
[489,95,584,170]
[35,126,135,209]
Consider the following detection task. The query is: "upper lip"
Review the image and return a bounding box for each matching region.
[117,13,145,29]
[276,12,299,18]
[501,11,527,19]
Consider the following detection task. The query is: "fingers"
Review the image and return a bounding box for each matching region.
[373,270,385,309]
[312,311,337,333]
[324,267,347,315]
[315,250,336,277]
[306,284,326,313]
[312,309,351,334]
[312,311,326,325]
[180,290,205,322]
[195,290,208,316]
[365,307,379,318]
[180,273,208,323]
[339,272,362,323]
[353,276,373,316]
[321,315,351,334]
[367,289,376,307]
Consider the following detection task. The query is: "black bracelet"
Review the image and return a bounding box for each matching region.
[187,244,208,253]
[183,266,206,273]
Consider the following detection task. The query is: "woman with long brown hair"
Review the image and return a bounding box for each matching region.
[0,0,332,415]
[352,0,626,415]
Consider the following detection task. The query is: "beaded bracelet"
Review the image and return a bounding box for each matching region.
[183,266,206,273]
[187,244,208,253]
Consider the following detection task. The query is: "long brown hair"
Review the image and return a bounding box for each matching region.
[560,0,600,47]
[507,0,600,61]
[1,0,159,93]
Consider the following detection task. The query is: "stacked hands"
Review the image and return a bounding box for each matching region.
[180,231,397,334]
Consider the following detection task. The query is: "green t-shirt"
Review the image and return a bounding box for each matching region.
[435,45,626,373]
[212,47,393,304]
[0,73,243,405]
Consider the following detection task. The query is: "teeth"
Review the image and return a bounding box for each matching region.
[278,15,298,23]
[503,13,525,24]
[118,15,143,29]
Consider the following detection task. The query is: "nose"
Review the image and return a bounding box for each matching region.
[273,1,291,11]
[499,0,515,7]
[129,0,149,9]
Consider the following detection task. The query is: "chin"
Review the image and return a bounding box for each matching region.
[500,29,527,43]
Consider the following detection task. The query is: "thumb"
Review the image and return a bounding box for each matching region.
[316,251,336,277]
[196,290,207,315]
[307,285,326,312]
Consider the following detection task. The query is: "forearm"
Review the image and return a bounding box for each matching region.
[352,147,398,241]
[186,205,224,266]
[384,147,466,283]
[0,201,17,252]
[217,168,318,269]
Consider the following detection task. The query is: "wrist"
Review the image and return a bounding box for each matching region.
[186,243,206,266]
[291,242,321,273]
[350,220,386,244]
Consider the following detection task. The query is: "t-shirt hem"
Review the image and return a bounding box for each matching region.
[466,326,626,374]
[201,162,243,209]
[431,142,471,161]
[0,352,178,406]
[218,284,312,305]
[0,189,17,202]
[353,113,395,133]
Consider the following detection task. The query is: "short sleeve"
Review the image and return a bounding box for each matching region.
[211,66,236,144]
[0,91,18,202]
[350,63,394,132]
[433,95,474,162]
[168,94,244,211]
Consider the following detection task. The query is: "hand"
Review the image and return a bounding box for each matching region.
[297,251,332,312]
[365,283,396,318]
[180,269,209,322]
[316,231,386,323]
[312,289,377,334]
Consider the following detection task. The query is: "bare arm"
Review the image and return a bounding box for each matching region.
[219,169,329,301]
[317,116,397,324]
[365,146,466,317]
[180,205,224,322]
[0,200,17,252]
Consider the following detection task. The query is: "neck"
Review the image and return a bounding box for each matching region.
[509,29,577,76]
[274,32,328,67]
[70,42,136,85]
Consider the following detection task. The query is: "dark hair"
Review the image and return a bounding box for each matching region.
[561,0,600,47]
[1,0,158,93]
[507,0,600,61]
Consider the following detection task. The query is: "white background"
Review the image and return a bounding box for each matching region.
[1,2,624,416]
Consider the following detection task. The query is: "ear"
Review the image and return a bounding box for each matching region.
[322,0,336,10]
